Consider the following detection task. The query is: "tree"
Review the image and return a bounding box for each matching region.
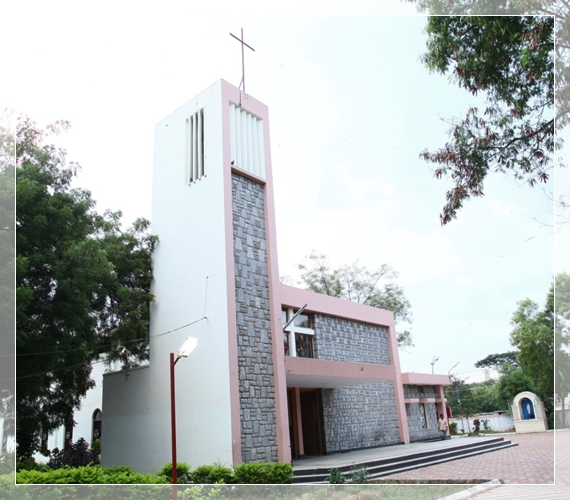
[294,252,413,347]
[417,16,554,225]
[16,117,156,459]
[496,363,537,408]
[555,273,570,426]
[509,283,554,415]
[0,112,15,450]
[474,351,520,371]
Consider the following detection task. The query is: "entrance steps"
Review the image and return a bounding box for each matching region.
[292,436,518,484]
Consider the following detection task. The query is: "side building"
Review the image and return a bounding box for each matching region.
[98,79,450,472]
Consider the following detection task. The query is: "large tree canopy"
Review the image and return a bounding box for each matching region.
[555,273,570,424]
[418,15,554,225]
[16,117,156,459]
[509,283,554,415]
[0,114,15,450]
[293,252,413,348]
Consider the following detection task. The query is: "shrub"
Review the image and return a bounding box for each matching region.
[180,485,223,500]
[89,439,101,461]
[232,461,293,484]
[157,461,191,483]
[233,462,267,484]
[263,462,293,484]
[191,464,233,484]
[0,452,15,475]
[349,464,369,484]
[16,464,169,484]
[472,419,480,433]
[327,467,346,484]
[449,422,458,435]
[16,457,38,472]
[48,438,99,469]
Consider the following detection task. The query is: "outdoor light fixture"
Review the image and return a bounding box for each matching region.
[177,336,199,359]
[170,336,199,499]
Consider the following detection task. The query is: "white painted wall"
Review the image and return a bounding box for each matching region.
[102,80,235,472]
[31,358,119,463]
[450,414,514,434]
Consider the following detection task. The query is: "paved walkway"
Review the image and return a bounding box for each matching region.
[453,429,569,500]
[381,431,554,484]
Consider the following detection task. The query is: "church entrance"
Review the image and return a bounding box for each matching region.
[287,388,324,458]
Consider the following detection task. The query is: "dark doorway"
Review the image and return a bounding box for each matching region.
[300,389,323,456]
[287,388,325,458]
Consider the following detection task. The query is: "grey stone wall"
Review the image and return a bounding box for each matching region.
[321,382,401,452]
[403,384,438,399]
[403,385,440,441]
[232,174,278,463]
[313,315,391,365]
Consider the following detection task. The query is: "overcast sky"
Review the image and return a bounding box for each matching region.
[3,2,566,384]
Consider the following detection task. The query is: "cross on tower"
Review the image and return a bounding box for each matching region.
[230,28,255,94]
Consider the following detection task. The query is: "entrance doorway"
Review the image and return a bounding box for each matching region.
[288,388,324,458]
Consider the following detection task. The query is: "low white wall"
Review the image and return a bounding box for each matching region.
[450,414,514,433]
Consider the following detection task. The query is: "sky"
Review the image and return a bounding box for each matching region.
[2,2,566,384]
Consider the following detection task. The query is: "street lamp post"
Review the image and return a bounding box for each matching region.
[431,355,439,374]
[170,337,199,499]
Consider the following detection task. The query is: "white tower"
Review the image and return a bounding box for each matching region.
[102,80,290,472]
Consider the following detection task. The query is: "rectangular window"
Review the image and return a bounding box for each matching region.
[295,333,314,358]
[294,314,312,328]
[186,108,205,183]
[282,308,315,358]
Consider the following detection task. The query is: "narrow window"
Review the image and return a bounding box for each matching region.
[92,409,102,442]
[186,108,205,183]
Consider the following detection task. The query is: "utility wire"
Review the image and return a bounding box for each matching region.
[5,316,208,358]
[5,317,208,382]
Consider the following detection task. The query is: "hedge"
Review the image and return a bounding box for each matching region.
[16,464,169,484]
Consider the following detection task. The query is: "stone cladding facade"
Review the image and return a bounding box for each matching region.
[312,314,399,452]
[403,384,440,441]
[313,315,391,364]
[232,174,278,462]
[321,382,400,452]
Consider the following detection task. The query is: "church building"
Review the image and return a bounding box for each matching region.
[100,80,450,472]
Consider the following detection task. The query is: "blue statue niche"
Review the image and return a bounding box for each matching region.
[520,397,535,420]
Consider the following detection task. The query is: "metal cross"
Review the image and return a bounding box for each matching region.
[230,28,255,93]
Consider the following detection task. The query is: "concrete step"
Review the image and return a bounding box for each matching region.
[292,437,518,484]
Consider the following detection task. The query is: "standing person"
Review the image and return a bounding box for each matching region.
[438,414,448,440]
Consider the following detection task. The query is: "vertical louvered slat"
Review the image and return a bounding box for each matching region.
[257,119,265,178]
[251,116,259,177]
[236,108,242,169]
[185,117,191,184]
[197,109,204,178]
[229,104,236,167]
[241,109,248,171]
[246,112,253,175]
[192,113,198,182]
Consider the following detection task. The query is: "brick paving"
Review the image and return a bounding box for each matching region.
[382,431,556,485]
[459,430,570,500]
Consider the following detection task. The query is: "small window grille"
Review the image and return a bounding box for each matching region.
[186,108,205,183]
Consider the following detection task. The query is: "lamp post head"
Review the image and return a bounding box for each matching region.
[177,337,199,358]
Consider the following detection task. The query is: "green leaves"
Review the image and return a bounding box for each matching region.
[296,252,413,347]
[16,117,156,459]
[509,288,554,405]
[420,16,554,225]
